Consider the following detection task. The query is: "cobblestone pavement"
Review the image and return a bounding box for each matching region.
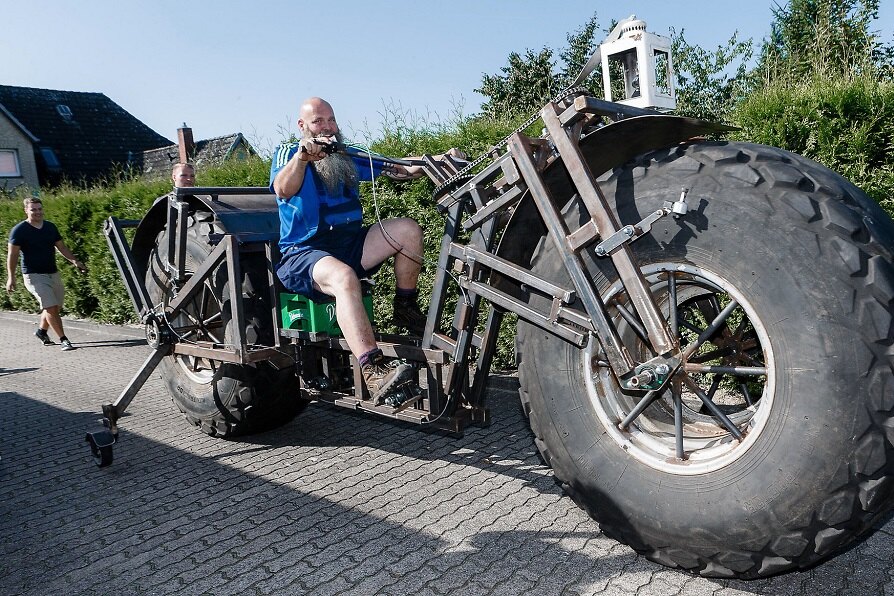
[1,310,892,596]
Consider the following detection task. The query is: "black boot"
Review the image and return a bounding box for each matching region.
[392,294,427,336]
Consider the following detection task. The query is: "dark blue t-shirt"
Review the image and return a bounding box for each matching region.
[8,220,62,274]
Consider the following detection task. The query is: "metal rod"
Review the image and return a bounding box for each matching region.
[540,101,676,357]
[682,299,740,360]
[462,278,587,347]
[448,243,575,304]
[619,389,660,429]
[672,385,685,459]
[507,132,633,373]
[109,347,169,415]
[165,239,228,318]
[614,301,650,347]
[683,376,744,440]
[174,200,189,282]
[224,236,246,361]
[683,364,768,376]
[740,383,755,407]
[668,272,678,341]
[103,217,152,319]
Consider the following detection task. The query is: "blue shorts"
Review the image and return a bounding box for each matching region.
[276,225,382,302]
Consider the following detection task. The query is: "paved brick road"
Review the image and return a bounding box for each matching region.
[1,311,892,595]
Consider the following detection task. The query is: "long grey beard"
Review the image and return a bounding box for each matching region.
[314,153,358,196]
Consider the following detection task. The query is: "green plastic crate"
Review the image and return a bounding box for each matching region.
[280,291,373,336]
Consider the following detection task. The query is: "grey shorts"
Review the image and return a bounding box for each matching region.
[23,272,64,310]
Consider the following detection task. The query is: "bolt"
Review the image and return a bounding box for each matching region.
[655,364,670,375]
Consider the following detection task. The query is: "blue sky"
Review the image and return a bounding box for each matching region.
[5,1,893,156]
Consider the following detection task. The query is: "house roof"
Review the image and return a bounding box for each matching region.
[0,85,172,183]
[0,101,39,142]
[141,133,257,176]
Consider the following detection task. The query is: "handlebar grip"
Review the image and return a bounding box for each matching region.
[299,140,346,156]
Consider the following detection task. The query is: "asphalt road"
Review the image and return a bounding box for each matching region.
[1,310,892,595]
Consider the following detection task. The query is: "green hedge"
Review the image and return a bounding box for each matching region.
[731,73,894,217]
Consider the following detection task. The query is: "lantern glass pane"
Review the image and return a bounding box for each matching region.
[654,49,672,96]
[608,49,639,100]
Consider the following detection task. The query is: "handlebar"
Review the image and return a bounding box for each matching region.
[301,139,426,167]
[301,138,470,187]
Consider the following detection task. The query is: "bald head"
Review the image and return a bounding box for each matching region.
[298,97,339,138]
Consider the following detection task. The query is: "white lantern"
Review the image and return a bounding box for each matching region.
[599,17,676,110]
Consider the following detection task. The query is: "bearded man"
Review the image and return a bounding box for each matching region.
[270,96,458,403]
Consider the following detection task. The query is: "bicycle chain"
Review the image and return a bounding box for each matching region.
[432,86,593,198]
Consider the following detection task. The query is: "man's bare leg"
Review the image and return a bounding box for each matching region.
[360,218,423,287]
[311,256,415,401]
[312,256,376,357]
[42,305,66,340]
[362,218,427,334]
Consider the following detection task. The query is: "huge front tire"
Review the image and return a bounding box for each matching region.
[517,141,894,578]
[145,209,305,437]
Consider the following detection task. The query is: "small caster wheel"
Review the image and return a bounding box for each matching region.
[85,431,116,468]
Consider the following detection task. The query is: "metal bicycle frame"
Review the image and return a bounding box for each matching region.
[422,93,685,417]
[99,90,719,437]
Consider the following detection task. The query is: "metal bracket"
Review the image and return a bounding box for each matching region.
[622,355,680,391]
[595,208,670,257]
[594,188,691,257]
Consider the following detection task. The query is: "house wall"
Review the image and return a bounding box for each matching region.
[0,113,39,192]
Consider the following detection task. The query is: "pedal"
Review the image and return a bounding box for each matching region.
[383,382,423,412]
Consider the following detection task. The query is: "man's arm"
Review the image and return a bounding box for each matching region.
[54,240,87,273]
[272,136,335,198]
[6,243,20,292]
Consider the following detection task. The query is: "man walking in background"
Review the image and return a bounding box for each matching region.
[6,197,87,351]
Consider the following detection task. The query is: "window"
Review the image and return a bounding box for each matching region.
[56,104,73,119]
[39,147,61,171]
[0,149,21,177]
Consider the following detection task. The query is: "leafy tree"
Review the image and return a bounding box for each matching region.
[477,48,559,119]
[558,12,603,91]
[477,12,757,124]
[476,12,604,119]
[757,0,886,80]
[671,30,755,121]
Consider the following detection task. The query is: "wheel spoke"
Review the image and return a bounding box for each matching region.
[672,384,685,460]
[706,374,723,401]
[204,330,224,345]
[615,301,650,348]
[679,319,702,334]
[198,283,211,321]
[740,382,755,406]
[682,299,739,359]
[689,347,736,364]
[683,376,744,440]
[683,364,768,376]
[668,272,679,339]
[180,307,203,330]
[619,389,662,430]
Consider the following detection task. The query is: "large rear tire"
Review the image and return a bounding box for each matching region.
[517,141,894,578]
[145,209,306,437]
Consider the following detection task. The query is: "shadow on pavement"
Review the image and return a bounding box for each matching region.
[0,367,39,377]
